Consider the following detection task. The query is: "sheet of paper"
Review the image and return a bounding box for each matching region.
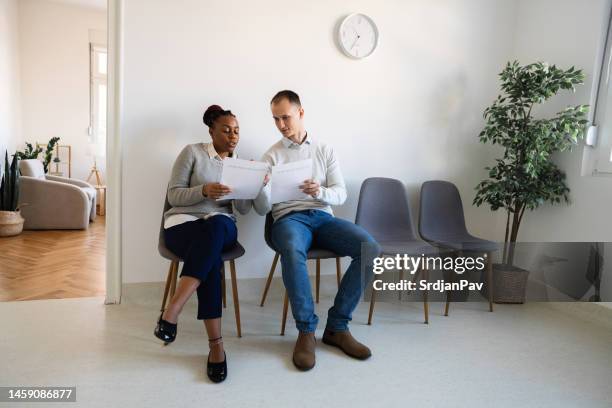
[218,158,269,200]
[271,159,313,204]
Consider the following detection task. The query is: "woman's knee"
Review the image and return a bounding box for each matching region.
[207,215,233,232]
[196,216,236,241]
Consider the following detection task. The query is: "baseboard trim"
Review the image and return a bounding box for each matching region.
[122,280,612,331]
[544,302,612,330]
[121,275,292,308]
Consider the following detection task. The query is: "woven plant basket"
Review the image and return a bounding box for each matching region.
[481,263,529,304]
[0,210,25,237]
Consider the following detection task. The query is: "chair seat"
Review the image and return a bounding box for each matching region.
[379,240,443,256]
[306,247,339,259]
[158,242,246,262]
[221,242,246,261]
[428,234,500,252]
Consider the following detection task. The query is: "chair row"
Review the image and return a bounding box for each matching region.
[357,178,498,324]
[158,178,498,338]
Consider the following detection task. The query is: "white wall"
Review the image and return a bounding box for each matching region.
[121,0,517,283]
[18,0,106,180]
[0,0,21,157]
[511,0,612,242]
[510,0,612,301]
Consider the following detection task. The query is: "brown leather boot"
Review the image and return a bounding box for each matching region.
[322,329,371,360]
[292,331,316,371]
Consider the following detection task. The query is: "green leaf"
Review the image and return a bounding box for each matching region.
[475,60,587,245]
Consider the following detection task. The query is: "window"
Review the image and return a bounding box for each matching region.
[589,8,612,175]
[90,44,107,155]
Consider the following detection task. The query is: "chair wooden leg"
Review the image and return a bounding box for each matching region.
[422,266,429,324]
[335,257,341,287]
[281,290,289,336]
[487,252,494,312]
[260,253,279,307]
[160,262,174,312]
[367,283,377,325]
[444,254,456,316]
[315,259,321,304]
[229,260,241,338]
[221,263,227,309]
[169,261,178,299]
[444,286,451,317]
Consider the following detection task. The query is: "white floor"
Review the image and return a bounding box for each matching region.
[1,277,612,408]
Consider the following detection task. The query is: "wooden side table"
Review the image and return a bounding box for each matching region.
[95,185,107,216]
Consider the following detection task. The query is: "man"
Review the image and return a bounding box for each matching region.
[253,90,381,371]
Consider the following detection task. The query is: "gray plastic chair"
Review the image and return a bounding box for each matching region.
[158,194,245,337]
[419,180,499,315]
[355,177,439,325]
[259,212,342,335]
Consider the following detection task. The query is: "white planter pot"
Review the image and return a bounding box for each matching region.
[0,210,25,237]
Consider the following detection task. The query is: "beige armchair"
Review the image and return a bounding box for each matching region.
[18,159,96,230]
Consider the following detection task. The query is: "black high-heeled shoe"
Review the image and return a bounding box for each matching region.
[207,337,227,383]
[154,312,177,345]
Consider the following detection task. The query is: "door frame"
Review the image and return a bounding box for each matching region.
[105,0,123,305]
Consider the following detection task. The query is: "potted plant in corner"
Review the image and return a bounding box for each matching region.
[0,151,24,237]
[14,136,60,174]
[474,61,589,303]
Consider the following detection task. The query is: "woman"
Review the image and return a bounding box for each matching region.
[154,104,264,383]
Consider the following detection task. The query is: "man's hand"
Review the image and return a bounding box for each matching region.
[203,183,232,199]
[301,179,320,198]
[252,159,271,187]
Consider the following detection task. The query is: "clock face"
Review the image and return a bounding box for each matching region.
[338,13,379,59]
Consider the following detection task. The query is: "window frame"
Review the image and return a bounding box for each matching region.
[89,43,108,147]
[588,7,612,175]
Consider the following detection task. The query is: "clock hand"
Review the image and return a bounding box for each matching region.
[350,34,361,49]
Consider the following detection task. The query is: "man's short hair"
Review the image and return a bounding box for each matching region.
[270,90,302,107]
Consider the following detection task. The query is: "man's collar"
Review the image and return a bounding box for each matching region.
[281,132,311,149]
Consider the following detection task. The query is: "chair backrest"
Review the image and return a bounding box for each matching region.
[264,213,276,251]
[19,159,45,178]
[419,180,468,240]
[355,177,416,242]
[158,192,177,260]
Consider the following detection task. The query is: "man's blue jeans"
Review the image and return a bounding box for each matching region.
[270,210,381,333]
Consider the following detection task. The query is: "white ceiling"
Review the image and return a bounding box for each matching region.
[45,0,107,11]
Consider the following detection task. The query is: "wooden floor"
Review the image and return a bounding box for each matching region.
[0,216,105,302]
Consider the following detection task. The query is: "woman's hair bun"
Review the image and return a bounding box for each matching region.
[203,104,235,128]
[203,105,225,127]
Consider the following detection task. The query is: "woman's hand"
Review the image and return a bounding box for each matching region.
[263,174,270,186]
[301,179,320,198]
[203,183,232,199]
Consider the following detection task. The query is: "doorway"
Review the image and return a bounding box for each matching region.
[0,0,117,303]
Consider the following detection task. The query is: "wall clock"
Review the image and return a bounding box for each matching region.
[338,13,379,59]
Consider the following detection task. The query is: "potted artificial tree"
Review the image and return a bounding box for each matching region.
[474,61,589,303]
[0,151,24,237]
[14,136,60,174]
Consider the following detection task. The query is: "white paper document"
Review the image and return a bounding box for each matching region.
[219,158,269,200]
[271,159,313,204]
